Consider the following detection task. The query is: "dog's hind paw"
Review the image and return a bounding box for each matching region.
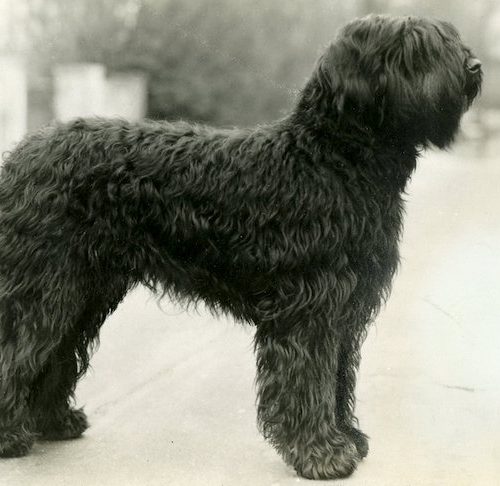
[0,426,35,458]
[36,408,88,441]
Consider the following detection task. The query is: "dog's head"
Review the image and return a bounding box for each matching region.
[300,15,482,148]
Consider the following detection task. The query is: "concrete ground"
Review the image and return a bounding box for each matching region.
[1,143,499,486]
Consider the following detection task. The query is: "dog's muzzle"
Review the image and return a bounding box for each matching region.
[464,57,482,106]
[466,58,482,73]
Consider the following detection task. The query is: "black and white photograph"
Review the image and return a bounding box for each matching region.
[0,1,498,485]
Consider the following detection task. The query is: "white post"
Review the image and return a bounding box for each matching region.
[53,63,107,121]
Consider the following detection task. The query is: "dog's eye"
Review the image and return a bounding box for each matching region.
[466,58,482,73]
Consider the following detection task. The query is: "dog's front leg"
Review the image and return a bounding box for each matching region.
[335,326,370,459]
[254,319,361,480]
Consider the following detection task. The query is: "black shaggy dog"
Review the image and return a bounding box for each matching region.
[0,15,482,480]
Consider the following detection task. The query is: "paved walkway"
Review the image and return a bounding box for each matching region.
[1,145,499,485]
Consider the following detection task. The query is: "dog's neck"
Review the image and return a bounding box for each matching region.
[287,75,419,191]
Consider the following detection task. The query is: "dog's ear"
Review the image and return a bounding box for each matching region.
[317,41,387,123]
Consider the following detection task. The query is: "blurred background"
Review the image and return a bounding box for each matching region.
[0,0,500,151]
[0,2,499,486]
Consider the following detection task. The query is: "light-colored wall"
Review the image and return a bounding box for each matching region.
[0,56,27,157]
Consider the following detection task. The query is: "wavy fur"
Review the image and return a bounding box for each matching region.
[0,14,481,479]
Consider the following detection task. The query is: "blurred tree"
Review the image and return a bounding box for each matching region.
[22,0,140,127]
[17,0,497,125]
[25,0,140,64]
[119,0,355,125]
[21,0,354,126]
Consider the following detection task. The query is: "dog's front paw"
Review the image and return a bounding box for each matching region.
[344,426,369,459]
[36,407,88,441]
[0,426,35,458]
[286,434,361,480]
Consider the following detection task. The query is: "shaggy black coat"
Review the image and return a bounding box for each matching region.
[0,14,481,480]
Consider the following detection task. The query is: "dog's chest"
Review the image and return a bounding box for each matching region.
[341,182,404,291]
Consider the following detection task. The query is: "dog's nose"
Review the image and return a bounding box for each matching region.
[467,58,482,73]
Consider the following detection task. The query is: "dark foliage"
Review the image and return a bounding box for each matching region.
[0,15,481,480]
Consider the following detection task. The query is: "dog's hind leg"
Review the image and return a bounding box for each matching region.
[0,290,73,457]
[0,260,125,457]
[254,316,361,480]
[28,332,88,442]
[0,341,39,457]
[29,280,129,441]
